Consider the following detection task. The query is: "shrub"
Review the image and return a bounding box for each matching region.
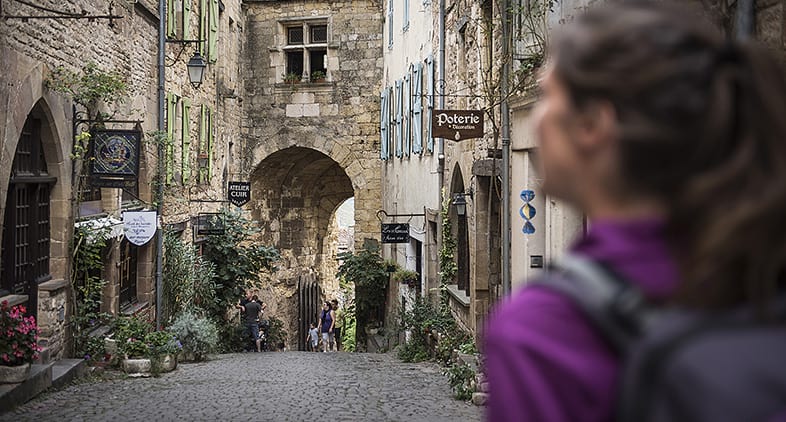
[145,330,181,357]
[113,316,153,357]
[168,312,219,361]
[265,316,288,351]
[0,302,41,366]
[444,363,476,401]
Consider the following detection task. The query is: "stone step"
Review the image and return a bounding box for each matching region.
[51,359,89,390]
[0,363,53,412]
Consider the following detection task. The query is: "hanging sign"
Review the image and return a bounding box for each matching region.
[228,181,251,207]
[123,211,158,246]
[381,223,409,243]
[90,129,141,186]
[431,110,484,141]
[196,212,224,235]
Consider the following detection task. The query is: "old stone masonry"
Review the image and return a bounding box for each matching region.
[3,352,481,422]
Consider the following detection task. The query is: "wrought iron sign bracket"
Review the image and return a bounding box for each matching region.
[165,38,205,66]
[376,209,426,222]
[1,0,123,25]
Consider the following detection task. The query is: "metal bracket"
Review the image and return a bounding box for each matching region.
[1,0,123,26]
[376,209,426,222]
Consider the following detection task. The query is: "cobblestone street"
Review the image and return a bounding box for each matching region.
[3,352,482,422]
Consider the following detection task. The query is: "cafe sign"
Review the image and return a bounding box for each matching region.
[431,110,484,141]
[381,223,409,243]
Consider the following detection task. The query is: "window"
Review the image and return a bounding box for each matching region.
[119,239,138,306]
[283,21,329,81]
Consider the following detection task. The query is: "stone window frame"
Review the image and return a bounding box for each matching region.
[273,16,335,85]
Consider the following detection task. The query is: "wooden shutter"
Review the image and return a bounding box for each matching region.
[181,98,191,184]
[426,55,435,153]
[380,89,389,160]
[199,104,207,183]
[183,0,191,39]
[412,62,423,154]
[200,0,208,55]
[166,93,177,185]
[395,79,403,158]
[403,71,410,157]
[167,0,177,38]
[209,0,219,63]
[207,106,214,180]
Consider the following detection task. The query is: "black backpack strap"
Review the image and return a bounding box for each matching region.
[532,253,656,354]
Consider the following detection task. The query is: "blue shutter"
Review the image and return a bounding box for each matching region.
[388,1,394,49]
[403,71,410,157]
[426,55,435,153]
[395,79,403,157]
[404,0,410,31]
[380,89,388,160]
[413,62,423,154]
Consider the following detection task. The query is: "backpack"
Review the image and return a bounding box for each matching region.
[535,253,786,422]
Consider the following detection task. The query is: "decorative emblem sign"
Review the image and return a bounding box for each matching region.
[91,129,141,182]
[123,211,158,246]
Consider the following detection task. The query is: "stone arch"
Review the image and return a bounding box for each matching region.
[249,146,357,349]
[1,66,72,282]
[449,164,471,296]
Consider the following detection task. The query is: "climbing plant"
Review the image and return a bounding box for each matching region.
[439,189,458,308]
[336,246,388,351]
[46,61,127,111]
[162,231,218,324]
[70,225,111,362]
[200,208,280,349]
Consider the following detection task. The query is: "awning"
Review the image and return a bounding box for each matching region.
[74,216,125,244]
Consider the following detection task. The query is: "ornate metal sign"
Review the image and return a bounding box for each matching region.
[431,110,484,141]
[90,129,141,185]
[381,223,409,243]
[228,181,251,207]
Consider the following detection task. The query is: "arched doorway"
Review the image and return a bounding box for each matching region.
[250,147,354,349]
[1,113,57,316]
[450,165,470,296]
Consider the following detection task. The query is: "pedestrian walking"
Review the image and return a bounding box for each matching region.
[318,302,334,352]
[331,299,343,351]
[484,2,786,421]
[306,322,319,352]
[237,294,263,352]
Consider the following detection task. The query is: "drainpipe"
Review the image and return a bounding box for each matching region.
[734,0,755,41]
[500,0,511,296]
[155,0,166,330]
[436,0,446,300]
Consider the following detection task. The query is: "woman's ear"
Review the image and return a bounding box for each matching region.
[575,100,618,153]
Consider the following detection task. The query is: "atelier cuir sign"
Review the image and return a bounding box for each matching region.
[431,109,484,141]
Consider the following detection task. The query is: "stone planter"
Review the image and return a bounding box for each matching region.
[122,354,177,375]
[0,362,31,384]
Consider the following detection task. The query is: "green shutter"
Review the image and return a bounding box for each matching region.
[166,93,177,185]
[200,0,208,55]
[167,0,177,38]
[183,0,191,39]
[207,107,214,180]
[199,104,207,183]
[181,99,191,184]
[209,0,219,63]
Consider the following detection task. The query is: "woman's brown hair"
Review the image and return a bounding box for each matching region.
[551,1,786,309]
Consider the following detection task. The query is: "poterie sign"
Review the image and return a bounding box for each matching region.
[381,223,409,243]
[431,110,484,141]
[228,181,251,207]
[123,211,157,246]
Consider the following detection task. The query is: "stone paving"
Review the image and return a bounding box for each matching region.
[3,352,482,422]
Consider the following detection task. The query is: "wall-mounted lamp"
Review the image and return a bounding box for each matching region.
[187,51,207,88]
[452,191,472,216]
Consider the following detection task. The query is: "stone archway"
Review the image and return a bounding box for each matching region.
[249,147,356,349]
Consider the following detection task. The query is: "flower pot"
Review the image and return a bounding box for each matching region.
[122,357,151,374]
[0,363,31,384]
[159,354,177,372]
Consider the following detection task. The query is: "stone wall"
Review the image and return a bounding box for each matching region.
[241,0,383,349]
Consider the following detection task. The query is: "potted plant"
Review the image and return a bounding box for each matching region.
[283,72,301,84]
[310,70,326,83]
[114,315,153,374]
[392,268,420,288]
[144,330,181,374]
[0,301,41,384]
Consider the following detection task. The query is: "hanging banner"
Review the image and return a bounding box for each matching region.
[90,129,142,186]
[228,181,251,207]
[431,110,484,141]
[123,211,158,246]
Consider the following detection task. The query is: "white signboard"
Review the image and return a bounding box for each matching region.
[123,211,158,246]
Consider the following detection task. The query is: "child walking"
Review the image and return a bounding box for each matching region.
[306,322,319,352]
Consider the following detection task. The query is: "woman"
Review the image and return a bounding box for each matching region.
[318,302,335,353]
[484,2,786,421]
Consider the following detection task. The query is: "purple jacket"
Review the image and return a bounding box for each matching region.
[483,219,679,422]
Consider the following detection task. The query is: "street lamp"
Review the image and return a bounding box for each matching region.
[187,51,207,88]
[452,192,468,216]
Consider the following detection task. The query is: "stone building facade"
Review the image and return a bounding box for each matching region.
[240,0,383,349]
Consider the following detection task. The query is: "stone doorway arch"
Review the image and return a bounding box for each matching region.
[249,147,356,349]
